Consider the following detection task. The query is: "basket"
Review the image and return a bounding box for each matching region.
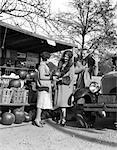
[1,88,14,104]
[11,88,29,104]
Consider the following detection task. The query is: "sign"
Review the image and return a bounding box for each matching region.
[26,52,39,67]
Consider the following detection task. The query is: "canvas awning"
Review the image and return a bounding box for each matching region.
[0,21,77,54]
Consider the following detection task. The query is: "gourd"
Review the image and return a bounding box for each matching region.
[1,111,15,125]
[24,112,32,122]
[13,108,25,124]
[9,79,21,88]
[19,70,27,80]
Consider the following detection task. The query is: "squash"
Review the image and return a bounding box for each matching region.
[9,79,21,88]
[13,108,25,124]
[24,112,32,122]
[1,112,15,125]
[19,70,27,80]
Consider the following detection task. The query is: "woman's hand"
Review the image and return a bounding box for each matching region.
[54,71,61,77]
[53,76,60,81]
[58,77,62,81]
[53,76,62,82]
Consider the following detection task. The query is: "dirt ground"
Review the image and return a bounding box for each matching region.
[0,118,117,150]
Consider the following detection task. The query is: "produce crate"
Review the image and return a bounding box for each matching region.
[11,88,29,104]
[1,78,11,88]
[1,88,14,104]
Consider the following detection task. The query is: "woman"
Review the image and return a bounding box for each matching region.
[33,51,53,127]
[74,55,86,89]
[75,51,91,89]
[54,50,74,126]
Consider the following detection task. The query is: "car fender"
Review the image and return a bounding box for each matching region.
[73,88,93,104]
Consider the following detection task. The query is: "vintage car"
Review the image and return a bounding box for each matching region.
[73,71,117,129]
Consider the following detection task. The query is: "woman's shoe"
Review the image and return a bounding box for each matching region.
[40,120,46,125]
[32,120,43,127]
[60,119,66,127]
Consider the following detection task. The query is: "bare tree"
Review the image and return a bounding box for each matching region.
[0,0,53,34]
[50,0,117,54]
[0,0,117,53]
[92,0,117,54]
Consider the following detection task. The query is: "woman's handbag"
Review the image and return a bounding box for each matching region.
[35,68,50,92]
[36,80,49,92]
[37,86,49,92]
[62,76,71,85]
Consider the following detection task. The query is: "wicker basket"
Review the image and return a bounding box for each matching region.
[1,88,14,104]
[11,88,29,104]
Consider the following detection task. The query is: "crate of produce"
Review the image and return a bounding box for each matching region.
[1,88,14,104]
[2,78,11,88]
[11,88,29,104]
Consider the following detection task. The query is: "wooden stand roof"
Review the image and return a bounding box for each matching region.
[0,21,77,53]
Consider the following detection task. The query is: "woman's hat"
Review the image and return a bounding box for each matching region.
[40,51,51,59]
[63,50,73,59]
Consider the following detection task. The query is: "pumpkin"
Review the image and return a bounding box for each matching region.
[26,73,30,80]
[1,112,15,125]
[19,70,27,80]
[24,112,31,122]
[9,79,21,88]
[13,108,25,124]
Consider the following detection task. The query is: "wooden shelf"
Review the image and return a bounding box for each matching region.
[0,103,36,106]
[0,103,30,106]
[0,66,34,71]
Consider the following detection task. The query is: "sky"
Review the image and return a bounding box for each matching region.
[1,0,117,38]
[51,0,117,13]
[50,0,117,55]
[51,0,115,8]
[51,0,70,13]
[51,0,117,31]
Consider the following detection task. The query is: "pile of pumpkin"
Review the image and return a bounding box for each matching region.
[0,108,36,125]
[7,70,38,88]
[0,70,38,125]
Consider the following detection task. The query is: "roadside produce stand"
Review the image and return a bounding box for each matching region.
[0,21,77,125]
[1,21,116,129]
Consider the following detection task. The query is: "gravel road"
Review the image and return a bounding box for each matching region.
[0,118,117,150]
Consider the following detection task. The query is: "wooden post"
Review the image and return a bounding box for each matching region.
[0,26,2,76]
[0,27,7,75]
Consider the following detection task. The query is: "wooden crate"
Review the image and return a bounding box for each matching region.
[1,88,14,104]
[2,78,11,88]
[11,88,29,104]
